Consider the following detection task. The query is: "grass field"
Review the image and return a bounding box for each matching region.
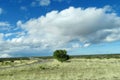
[0,58,120,80]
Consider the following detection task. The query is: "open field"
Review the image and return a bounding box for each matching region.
[0,57,120,80]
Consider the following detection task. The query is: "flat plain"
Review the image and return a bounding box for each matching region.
[0,57,120,80]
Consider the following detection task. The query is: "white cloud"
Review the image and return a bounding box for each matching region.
[0,33,4,41]
[31,0,67,7]
[18,6,120,47]
[0,22,10,27]
[0,22,11,31]
[0,53,11,58]
[39,0,51,6]
[84,43,91,47]
[31,0,51,7]
[72,43,81,48]
[1,6,120,56]
[5,33,13,37]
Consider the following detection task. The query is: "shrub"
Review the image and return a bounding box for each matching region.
[53,50,69,62]
[11,60,14,63]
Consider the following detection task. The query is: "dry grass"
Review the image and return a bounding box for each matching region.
[0,58,120,80]
[0,59,38,68]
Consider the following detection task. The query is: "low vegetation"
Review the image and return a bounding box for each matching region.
[0,56,120,80]
[53,50,69,62]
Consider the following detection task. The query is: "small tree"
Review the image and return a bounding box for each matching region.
[53,50,69,62]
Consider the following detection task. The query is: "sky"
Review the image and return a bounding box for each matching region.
[0,0,120,58]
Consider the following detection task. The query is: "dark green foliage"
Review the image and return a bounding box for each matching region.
[53,50,69,62]
[11,60,14,62]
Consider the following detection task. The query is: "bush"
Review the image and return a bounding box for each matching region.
[53,50,69,62]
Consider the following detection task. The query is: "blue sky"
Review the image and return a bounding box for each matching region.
[0,0,120,57]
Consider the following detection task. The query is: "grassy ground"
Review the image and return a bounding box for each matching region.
[0,58,120,80]
[0,59,38,68]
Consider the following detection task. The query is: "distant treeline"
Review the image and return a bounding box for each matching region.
[0,54,120,61]
[0,56,53,62]
[70,54,120,59]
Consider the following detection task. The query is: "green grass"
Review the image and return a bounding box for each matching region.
[0,58,120,80]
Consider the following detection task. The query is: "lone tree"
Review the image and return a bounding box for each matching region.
[53,50,69,62]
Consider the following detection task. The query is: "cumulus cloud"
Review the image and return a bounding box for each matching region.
[17,6,120,46]
[1,6,120,57]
